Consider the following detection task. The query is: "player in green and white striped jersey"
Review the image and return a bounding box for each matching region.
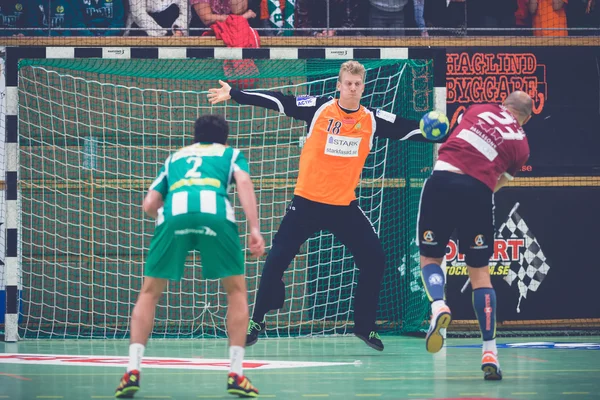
[149,135,246,224]
[116,115,264,399]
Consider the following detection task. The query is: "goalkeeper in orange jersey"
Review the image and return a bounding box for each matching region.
[208,60,446,351]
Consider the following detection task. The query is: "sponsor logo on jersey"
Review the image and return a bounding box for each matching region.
[324,134,361,157]
[174,227,217,237]
[296,96,316,107]
[457,129,499,162]
[171,144,226,162]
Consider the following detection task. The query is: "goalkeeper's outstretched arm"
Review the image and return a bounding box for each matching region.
[370,107,448,144]
[208,80,326,122]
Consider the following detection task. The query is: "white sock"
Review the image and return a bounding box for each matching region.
[229,346,245,376]
[431,300,446,315]
[128,343,145,372]
[483,339,497,355]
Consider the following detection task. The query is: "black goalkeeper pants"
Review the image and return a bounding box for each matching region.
[252,195,386,334]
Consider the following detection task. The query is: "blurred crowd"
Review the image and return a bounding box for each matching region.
[0,0,598,37]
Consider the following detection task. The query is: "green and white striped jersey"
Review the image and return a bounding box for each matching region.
[149,143,249,223]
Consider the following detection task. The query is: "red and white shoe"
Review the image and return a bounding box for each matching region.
[482,351,503,381]
[227,372,259,398]
[425,304,452,353]
[115,369,140,398]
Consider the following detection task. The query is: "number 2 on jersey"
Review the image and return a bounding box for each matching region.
[185,157,202,178]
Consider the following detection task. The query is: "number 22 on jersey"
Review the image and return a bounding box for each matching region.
[478,111,525,140]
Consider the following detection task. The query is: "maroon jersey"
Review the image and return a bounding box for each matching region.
[437,104,530,191]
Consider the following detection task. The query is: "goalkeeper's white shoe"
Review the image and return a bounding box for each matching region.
[425,304,452,353]
[482,351,503,381]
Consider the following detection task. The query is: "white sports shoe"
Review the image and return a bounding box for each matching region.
[425,304,452,353]
[482,351,503,380]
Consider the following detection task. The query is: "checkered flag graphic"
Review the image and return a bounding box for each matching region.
[501,203,550,313]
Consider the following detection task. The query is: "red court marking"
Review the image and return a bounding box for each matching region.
[0,354,354,371]
[511,354,549,362]
[0,372,31,381]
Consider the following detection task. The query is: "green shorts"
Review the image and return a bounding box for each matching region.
[144,213,244,281]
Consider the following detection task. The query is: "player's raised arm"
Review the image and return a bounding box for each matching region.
[207,80,323,122]
[370,108,448,143]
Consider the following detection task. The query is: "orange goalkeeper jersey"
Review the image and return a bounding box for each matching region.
[295,99,375,205]
[230,89,435,205]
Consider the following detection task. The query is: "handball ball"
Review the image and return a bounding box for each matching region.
[420,111,450,141]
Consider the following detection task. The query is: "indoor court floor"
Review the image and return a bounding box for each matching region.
[1,335,599,400]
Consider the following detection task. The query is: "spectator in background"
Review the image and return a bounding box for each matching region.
[258,0,295,36]
[414,0,428,36]
[295,0,365,36]
[191,0,255,28]
[468,0,517,35]
[1,0,27,36]
[79,0,125,36]
[515,0,532,34]
[27,0,86,35]
[258,0,283,35]
[567,0,599,35]
[529,0,568,36]
[125,0,190,36]
[424,0,466,36]
[368,0,409,36]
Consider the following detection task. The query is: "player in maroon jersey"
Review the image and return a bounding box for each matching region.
[417,91,533,381]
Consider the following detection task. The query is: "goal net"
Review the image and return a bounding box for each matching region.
[16,58,436,339]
